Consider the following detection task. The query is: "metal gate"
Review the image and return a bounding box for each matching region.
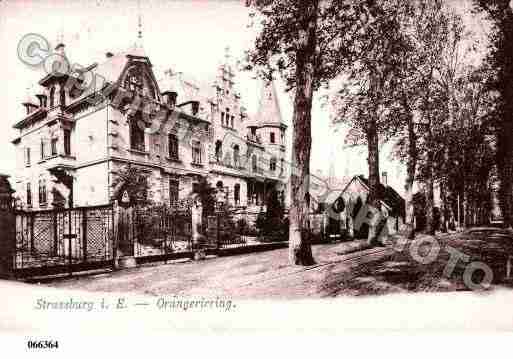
[14,204,114,276]
[133,204,193,260]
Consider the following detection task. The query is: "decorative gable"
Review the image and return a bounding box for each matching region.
[120,61,160,102]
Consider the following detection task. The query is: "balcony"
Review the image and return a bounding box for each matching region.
[246,133,262,145]
[41,154,77,172]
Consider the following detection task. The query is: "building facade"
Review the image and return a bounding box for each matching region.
[11,44,287,212]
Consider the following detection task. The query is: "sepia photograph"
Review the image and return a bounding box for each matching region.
[0,0,513,351]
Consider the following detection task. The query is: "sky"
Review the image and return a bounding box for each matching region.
[0,0,491,195]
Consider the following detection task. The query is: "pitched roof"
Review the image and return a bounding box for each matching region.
[253,80,286,128]
[351,175,405,216]
[92,52,130,84]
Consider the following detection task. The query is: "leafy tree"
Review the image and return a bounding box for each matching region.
[245,0,352,264]
[111,165,151,205]
[473,0,513,228]
[259,189,285,236]
[333,0,415,243]
[193,177,217,218]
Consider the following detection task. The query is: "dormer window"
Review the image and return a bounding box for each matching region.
[129,115,146,152]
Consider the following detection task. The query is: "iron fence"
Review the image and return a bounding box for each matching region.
[14,204,114,276]
[133,205,193,259]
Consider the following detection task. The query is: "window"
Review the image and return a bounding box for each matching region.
[26,182,32,207]
[168,134,179,159]
[192,182,199,194]
[225,108,230,126]
[63,129,71,155]
[280,158,285,175]
[129,116,145,152]
[221,112,225,126]
[215,140,222,162]
[234,184,240,205]
[49,86,55,108]
[51,137,58,156]
[252,154,257,172]
[230,116,234,128]
[38,179,47,204]
[233,145,240,168]
[270,132,275,144]
[24,147,31,166]
[192,141,202,165]
[251,127,256,136]
[169,179,179,205]
[270,157,277,172]
[40,139,46,160]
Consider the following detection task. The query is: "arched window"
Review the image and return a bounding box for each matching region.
[233,145,240,168]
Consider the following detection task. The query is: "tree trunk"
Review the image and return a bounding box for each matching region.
[425,147,436,235]
[404,108,416,240]
[288,0,318,266]
[366,110,381,246]
[497,134,513,229]
[440,180,448,233]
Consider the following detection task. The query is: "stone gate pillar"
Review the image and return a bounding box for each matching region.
[0,174,15,279]
[191,194,206,260]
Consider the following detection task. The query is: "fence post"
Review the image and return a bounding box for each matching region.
[216,210,220,251]
[112,200,119,270]
[82,208,88,261]
[116,198,137,269]
[53,211,58,256]
[0,209,15,279]
[191,196,205,260]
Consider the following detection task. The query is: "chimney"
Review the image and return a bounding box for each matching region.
[105,52,114,58]
[382,171,388,186]
[36,94,47,108]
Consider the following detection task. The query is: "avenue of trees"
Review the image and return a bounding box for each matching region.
[246,0,513,265]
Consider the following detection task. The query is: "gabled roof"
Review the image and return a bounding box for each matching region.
[345,175,405,216]
[93,45,152,85]
[92,52,130,84]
